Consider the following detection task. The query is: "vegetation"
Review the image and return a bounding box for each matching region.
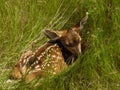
[0,0,120,90]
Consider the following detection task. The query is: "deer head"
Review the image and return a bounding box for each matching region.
[44,12,88,64]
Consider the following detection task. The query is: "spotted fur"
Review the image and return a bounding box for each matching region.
[11,43,67,82]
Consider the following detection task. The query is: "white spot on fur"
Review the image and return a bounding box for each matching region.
[31,62,36,67]
[56,51,61,55]
[35,65,40,69]
[52,55,56,58]
[57,56,63,60]
[31,54,34,57]
[41,52,45,55]
[51,61,55,64]
[38,55,43,60]
[54,67,57,70]
[47,64,50,67]
[23,59,26,64]
[36,60,39,64]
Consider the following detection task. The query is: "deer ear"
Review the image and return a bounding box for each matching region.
[44,30,61,42]
[79,12,88,30]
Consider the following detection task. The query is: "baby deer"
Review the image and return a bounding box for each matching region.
[10,13,88,82]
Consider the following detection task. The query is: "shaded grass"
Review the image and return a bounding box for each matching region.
[0,0,120,90]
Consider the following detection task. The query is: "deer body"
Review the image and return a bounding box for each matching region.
[11,43,67,82]
[11,13,88,82]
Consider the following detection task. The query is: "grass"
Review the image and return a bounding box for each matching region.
[0,0,120,90]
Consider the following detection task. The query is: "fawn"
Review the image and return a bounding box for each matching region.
[10,13,88,82]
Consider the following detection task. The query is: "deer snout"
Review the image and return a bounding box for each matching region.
[68,45,81,57]
[73,46,81,55]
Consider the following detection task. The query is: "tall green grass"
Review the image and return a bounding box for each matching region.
[0,0,120,90]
